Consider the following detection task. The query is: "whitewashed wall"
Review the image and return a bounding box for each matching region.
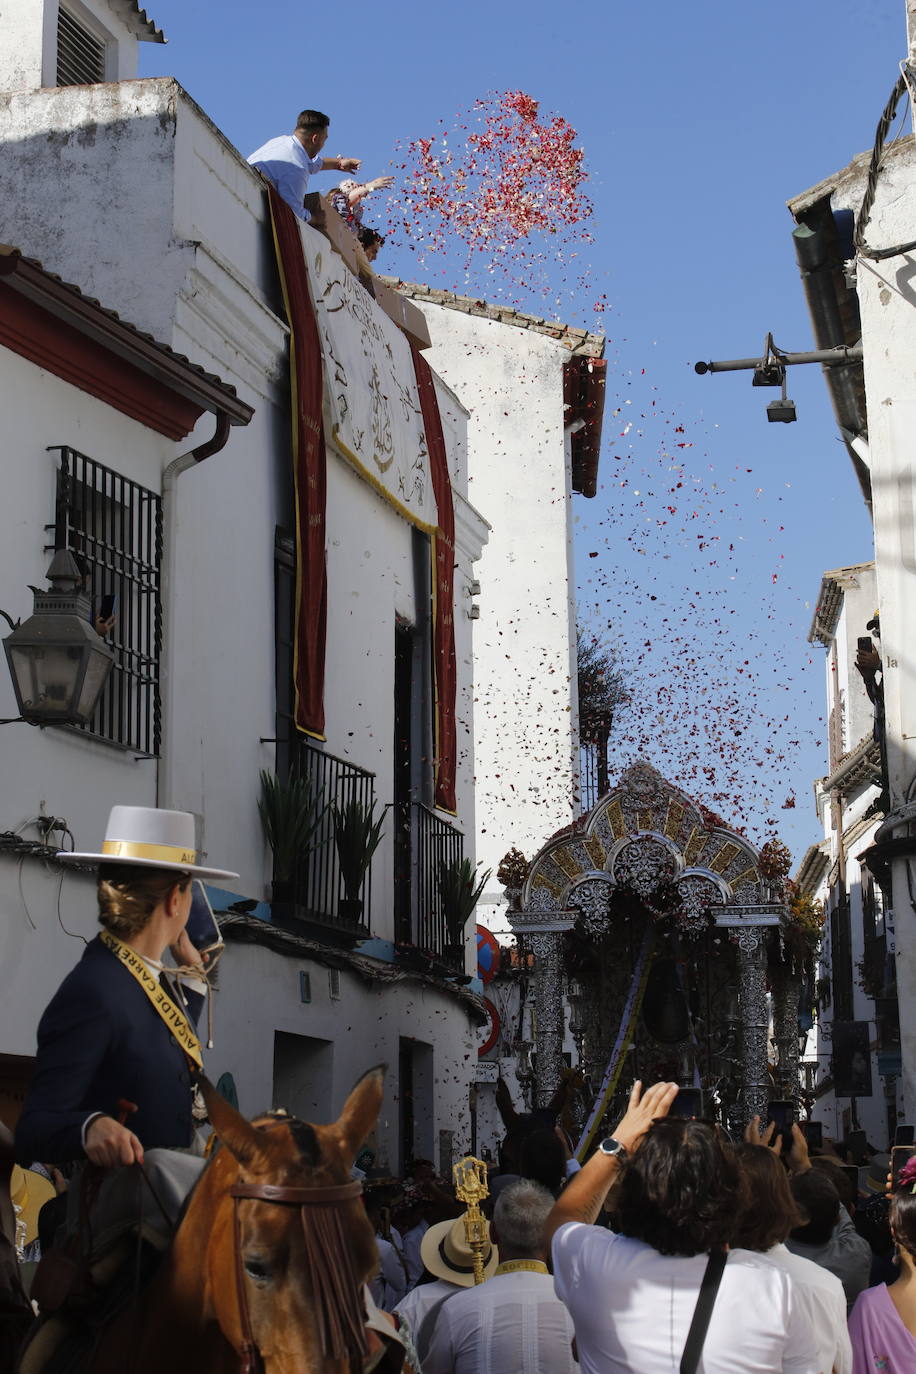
[0,67,488,1140]
[407,304,580,932]
[819,141,916,1116]
[0,350,169,1053]
[211,940,476,1173]
[806,570,888,1144]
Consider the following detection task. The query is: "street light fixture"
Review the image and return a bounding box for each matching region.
[2,550,114,726]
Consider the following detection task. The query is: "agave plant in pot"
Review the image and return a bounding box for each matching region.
[258,769,323,924]
[330,796,386,928]
[436,856,491,972]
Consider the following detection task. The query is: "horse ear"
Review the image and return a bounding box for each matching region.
[198,1075,267,1168]
[335,1064,386,1159]
[495,1077,520,1129]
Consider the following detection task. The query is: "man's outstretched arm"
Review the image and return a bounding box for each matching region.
[543,1080,678,1249]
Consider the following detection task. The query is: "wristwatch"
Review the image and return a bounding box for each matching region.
[598,1136,629,1165]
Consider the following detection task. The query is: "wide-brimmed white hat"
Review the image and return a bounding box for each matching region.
[58,805,239,882]
[420,1215,499,1287]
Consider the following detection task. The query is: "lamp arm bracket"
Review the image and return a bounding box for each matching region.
[0,608,20,633]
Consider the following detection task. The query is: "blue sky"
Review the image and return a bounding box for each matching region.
[141,0,901,857]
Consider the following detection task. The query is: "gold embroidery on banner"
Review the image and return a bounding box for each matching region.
[729,865,759,890]
[532,870,563,898]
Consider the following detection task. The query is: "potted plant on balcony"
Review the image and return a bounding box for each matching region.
[436,857,491,973]
[330,796,386,927]
[258,769,322,924]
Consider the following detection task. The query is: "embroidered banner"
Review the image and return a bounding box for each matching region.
[412,345,458,815]
[267,188,328,739]
[303,228,437,533]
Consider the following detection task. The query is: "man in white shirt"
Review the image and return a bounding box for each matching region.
[394,1212,498,1366]
[544,1082,820,1374]
[247,110,361,221]
[423,1180,576,1374]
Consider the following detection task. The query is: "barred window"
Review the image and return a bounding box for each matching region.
[57,7,106,86]
[50,446,162,755]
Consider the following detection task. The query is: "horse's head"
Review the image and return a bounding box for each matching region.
[195,1066,385,1373]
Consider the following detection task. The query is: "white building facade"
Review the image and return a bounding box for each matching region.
[802,563,896,1146]
[390,283,606,936]
[0,0,490,1171]
[788,51,916,1117]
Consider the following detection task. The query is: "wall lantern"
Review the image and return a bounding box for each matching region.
[2,551,114,726]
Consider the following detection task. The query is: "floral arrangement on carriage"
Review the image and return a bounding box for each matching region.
[777,883,825,977]
[497,847,529,910]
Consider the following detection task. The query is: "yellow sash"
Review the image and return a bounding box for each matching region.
[99,930,203,1069]
[494,1259,549,1276]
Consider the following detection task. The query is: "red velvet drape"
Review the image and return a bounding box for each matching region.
[267,188,327,739]
[411,345,458,815]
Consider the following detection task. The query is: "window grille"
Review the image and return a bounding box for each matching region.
[49,446,162,755]
[57,8,106,86]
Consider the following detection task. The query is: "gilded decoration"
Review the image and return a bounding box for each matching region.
[511,762,785,1140]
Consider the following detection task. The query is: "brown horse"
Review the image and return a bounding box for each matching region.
[91,1065,388,1374]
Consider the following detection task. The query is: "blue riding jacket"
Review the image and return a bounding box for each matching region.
[16,935,203,1164]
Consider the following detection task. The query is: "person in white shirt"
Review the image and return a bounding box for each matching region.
[544,1081,820,1374]
[733,1138,851,1374]
[422,1179,576,1374]
[247,110,361,222]
[394,1212,498,1366]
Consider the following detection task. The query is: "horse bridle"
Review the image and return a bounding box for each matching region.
[228,1178,365,1374]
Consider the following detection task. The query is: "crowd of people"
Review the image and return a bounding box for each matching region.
[7,805,916,1374]
[358,1087,916,1373]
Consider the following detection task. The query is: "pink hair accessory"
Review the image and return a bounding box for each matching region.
[897,1156,916,1192]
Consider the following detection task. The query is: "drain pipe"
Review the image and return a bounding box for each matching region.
[157,412,231,807]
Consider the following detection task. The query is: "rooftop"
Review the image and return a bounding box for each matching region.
[380,279,605,358]
[0,244,252,426]
[808,562,875,646]
[112,0,166,43]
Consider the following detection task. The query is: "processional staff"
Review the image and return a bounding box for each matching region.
[452,1156,490,1285]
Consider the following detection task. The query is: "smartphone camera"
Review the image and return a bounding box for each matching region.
[669,1088,704,1120]
[892,1146,916,1190]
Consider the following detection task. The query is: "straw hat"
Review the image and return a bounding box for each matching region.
[57,806,239,882]
[420,1215,499,1288]
[11,1166,56,1248]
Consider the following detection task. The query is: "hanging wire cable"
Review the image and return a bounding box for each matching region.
[854,71,916,261]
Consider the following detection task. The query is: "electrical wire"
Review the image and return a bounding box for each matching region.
[56,869,87,944]
[17,856,36,930]
[854,71,916,262]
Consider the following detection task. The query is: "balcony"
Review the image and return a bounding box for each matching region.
[280,741,377,947]
[395,803,466,975]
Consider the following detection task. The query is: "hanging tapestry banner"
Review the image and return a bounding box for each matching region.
[303,231,437,532]
[411,343,457,815]
[267,188,327,739]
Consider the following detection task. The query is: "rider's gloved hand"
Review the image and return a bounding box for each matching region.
[85,1114,145,1168]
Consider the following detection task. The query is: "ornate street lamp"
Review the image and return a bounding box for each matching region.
[2,551,114,726]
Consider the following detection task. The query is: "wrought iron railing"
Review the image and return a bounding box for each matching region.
[49,445,162,756]
[413,803,465,971]
[289,740,377,937]
[579,733,610,815]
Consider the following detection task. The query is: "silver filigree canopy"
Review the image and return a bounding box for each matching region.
[612,835,676,898]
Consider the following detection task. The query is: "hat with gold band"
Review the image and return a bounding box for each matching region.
[58,805,239,881]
